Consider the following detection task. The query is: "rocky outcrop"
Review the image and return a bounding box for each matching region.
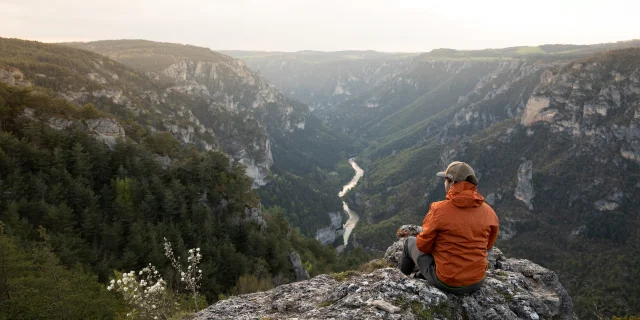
[92,89,131,106]
[236,138,273,188]
[243,207,267,232]
[154,155,172,169]
[288,250,310,281]
[514,160,535,210]
[48,118,74,130]
[315,211,345,245]
[85,118,126,149]
[43,116,125,149]
[521,97,553,126]
[0,67,31,87]
[195,225,575,320]
[521,49,640,163]
[160,60,286,186]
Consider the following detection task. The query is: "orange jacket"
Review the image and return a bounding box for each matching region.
[416,182,499,287]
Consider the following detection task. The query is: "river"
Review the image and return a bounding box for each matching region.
[339,158,364,247]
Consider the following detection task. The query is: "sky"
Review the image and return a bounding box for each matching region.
[1,0,639,52]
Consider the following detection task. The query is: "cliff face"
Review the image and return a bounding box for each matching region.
[158,59,282,185]
[195,226,575,320]
[521,49,640,163]
[39,39,323,186]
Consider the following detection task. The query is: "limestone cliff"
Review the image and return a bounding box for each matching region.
[521,48,640,164]
[61,40,341,189]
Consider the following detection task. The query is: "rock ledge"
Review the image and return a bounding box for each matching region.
[195,225,575,320]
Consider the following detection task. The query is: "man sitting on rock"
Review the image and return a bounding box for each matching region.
[398,161,499,294]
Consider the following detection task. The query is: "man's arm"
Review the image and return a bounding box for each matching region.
[416,204,439,254]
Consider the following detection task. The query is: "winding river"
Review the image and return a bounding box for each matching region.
[339,158,364,247]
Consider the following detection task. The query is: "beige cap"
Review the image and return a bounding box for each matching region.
[436,161,476,183]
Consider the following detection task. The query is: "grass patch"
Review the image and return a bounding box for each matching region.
[329,270,361,282]
[410,301,451,320]
[394,296,409,308]
[497,289,513,303]
[318,301,333,308]
[358,258,392,273]
[411,301,433,320]
[516,46,546,56]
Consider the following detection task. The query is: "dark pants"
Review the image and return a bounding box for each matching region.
[398,236,484,295]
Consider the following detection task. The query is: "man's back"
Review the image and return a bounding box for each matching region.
[416,181,499,287]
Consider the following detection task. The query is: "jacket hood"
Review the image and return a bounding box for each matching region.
[446,182,485,208]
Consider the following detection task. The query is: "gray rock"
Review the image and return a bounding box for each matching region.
[196,225,575,320]
[514,160,535,210]
[243,207,267,232]
[367,299,402,313]
[48,117,75,130]
[154,155,172,169]
[288,250,310,281]
[315,211,345,245]
[85,118,126,150]
[0,67,31,87]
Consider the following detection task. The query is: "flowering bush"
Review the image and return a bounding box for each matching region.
[107,264,175,319]
[107,240,204,318]
[164,238,203,311]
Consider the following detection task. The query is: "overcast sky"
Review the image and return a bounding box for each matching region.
[1,0,639,52]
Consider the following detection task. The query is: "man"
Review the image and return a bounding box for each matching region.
[398,161,499,294]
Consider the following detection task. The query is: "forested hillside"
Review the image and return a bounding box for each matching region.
[63,40,357,238]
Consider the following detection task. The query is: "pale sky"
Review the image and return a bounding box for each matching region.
[1,0,639,52]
